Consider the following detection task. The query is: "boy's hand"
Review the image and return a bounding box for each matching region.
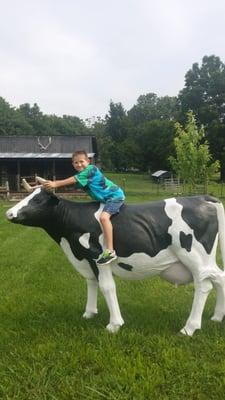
[43,180,56,190]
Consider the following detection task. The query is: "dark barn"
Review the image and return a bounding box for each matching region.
[0,135,97,192]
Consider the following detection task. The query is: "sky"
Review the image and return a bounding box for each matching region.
[1,0,225,121]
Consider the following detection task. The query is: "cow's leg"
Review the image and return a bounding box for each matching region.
[98,265,124,333]
[180,277,213,336]
[185,264,225,324]
[209,268,225,322]
[83,278,99,319]
[173,248,214,336]
[211,280,225,322]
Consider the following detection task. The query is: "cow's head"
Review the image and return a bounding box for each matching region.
[6,180,59,227]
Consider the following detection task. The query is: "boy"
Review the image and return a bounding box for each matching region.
[43,150,125,265]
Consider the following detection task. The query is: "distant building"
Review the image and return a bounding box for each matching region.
[151,170,172,182]
[0,135,97,191]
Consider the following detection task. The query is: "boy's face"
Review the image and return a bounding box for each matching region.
[72,154,90,172]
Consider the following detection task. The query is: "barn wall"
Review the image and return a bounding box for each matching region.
[0,135,97,191]
[0,135,96,153]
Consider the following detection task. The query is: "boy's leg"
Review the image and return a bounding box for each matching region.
[97,200,124,265]
[97,212,117,265]
[100,211,113,251]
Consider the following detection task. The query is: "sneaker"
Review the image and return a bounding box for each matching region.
[97,250,117,265]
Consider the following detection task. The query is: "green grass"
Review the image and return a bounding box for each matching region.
[1,178,225,399]
[106,173,172,202]
[106,172,225,201]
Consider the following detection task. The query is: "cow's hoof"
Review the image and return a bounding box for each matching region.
[211,313,224,322]
[179,327,193,337]
[177,331,191,338]
[83,311,98,319]
[106,323,122,333]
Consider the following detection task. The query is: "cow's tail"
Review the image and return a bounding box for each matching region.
[216,200,225,270]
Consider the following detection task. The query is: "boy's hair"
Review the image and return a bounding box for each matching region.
[72,150,89,160]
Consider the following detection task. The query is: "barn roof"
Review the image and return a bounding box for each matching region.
[152,170,169,178]
[0,135,97,158]
[0,152,95,159]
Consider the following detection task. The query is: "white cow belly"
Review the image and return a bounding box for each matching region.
[112,248,178,280]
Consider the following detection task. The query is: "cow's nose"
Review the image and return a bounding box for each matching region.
[6,210,14,220]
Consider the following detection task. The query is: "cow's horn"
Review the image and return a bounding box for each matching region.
[36,176,47,184]
[22,179,33,192]
[22,178,43,192]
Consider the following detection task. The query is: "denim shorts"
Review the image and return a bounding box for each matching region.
[103,200,124,215]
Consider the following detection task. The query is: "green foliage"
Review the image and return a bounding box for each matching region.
[169,111,220,188]
[179,55,225,125]
[105,101,128,142]
[0,97,33,135]
[0,100,88,137]
[103,98,177,171]
[178,55,225,180]
[89,118,114,170]
[204,120,225,181]
[128,93,179,125]
[136,119,176,171]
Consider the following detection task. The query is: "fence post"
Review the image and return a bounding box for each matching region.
[122,178,126,194]
[6,180,10,200]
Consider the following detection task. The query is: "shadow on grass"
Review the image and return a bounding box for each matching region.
[0,297,194,340]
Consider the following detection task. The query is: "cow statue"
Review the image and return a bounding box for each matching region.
[5,177,225,336]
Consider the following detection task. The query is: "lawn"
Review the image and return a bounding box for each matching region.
[1,176,225,399]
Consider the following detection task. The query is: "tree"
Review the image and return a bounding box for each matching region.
[179,55,225,125]
[105,101,128,142]
[0,97,33,135]
[18,103,50,135]
[89,117,114,170]
[18,103,87,136]
[179,55,225,180]
[61,115,88,135]
[134,120,176,172]
[128,93,179,125]
[169,111,220,190]
[128,93,158,125]
[206,120,225,180]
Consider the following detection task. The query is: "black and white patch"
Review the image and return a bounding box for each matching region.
[180,231,193,252]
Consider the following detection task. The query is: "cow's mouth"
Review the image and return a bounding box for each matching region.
[6,211,25,224]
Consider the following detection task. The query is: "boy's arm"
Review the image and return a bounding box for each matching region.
[43,176,77,190]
